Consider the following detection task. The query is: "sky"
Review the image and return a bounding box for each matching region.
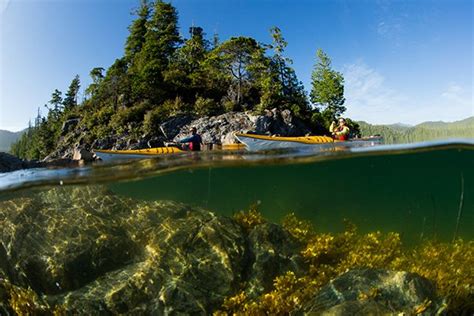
[0,0,472,131]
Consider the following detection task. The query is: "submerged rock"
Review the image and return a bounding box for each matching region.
[0,186,307,314]
[301,268,443,315]
[0,187,450,314]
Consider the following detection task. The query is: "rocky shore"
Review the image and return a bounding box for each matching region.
[0,186,458,315]
[1,109,312,173]
[48,109,312,159]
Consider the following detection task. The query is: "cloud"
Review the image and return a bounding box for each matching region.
[343,61,407,123]
[342,62,473,124]
[441,83,470,107]
[377,21,402,38]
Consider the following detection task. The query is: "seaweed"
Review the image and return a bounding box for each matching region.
[218,211,474,315]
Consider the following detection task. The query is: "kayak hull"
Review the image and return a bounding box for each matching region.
[94,147,183,161]
[234,133,383,151]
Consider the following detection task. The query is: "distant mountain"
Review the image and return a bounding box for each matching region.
[358,117,474,144]
[0,129,26,152]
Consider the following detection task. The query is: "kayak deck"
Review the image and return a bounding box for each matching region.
[234,133,334,144]
[95,147,183,155]
[234,133,383,151]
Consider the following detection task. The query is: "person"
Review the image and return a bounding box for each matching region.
[179,127,203,151]
[329,118,350,141]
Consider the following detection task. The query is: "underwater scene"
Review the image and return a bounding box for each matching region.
[0,140,473,315]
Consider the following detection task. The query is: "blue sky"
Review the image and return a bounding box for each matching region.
[1,0,472,131]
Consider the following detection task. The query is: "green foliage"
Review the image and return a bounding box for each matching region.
[345,117,361,138]
[310,49,345,119]
[14,0,368,159]
[132,0,182,104]
[109,102,151,134]
[161,96,190,116]
[124,0,150,63]
[359,118,474,144]
[85,67,105,98]
[194,96,221,116]
[63,75,81,112]
[207,36,265,110]
[143,107,166,136]
[266,27,310,118]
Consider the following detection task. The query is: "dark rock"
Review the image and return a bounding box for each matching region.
[159,115,194,140]
[91,136,117,150]
[40,158,80,168]
[0,152,39,172]
[301,268,443,315]
[147,136,166,148]
[72,148,98,162]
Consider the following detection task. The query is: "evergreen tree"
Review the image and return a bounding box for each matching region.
[267,27,309,116]
[164,26,209,101]
[63,75,81,111]
[47,89,63,119]
[85,67,105,98]
[310,49,345,120]
[124,0,151,64]
[206,37,263,109]
[134,0,182,103]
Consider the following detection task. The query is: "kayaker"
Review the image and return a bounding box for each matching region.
[179,127,203,151]
[330,118,350,141]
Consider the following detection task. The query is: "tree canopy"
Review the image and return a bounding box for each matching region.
[12,0,357,160]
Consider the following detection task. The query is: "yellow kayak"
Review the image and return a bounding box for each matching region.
[94,147,183,160]
[234,133,382,151]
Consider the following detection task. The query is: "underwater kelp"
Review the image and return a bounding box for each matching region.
[218,211,474,315]
[391,239,474,314]
[0,278,51,315]
[232,205,266,230]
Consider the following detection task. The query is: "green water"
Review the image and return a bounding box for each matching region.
[109,147,474,244]
[1,142,473,245]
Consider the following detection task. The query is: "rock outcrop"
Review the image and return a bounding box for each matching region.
[172,109,311,146]
[42,109,312,159]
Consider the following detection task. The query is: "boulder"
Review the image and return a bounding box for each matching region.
[159,115,194,140]
[0,186,308,314]
[172,109,311,145]
[72,148,97,162]
[244,223,306,298]
[301,268,443,315]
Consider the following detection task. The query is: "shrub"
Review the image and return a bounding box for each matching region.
[109,101,151,134]
[143,106,169,136]
[194,96,221,116]
[161,96,191,116]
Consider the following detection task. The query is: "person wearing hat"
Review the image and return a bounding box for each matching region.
[179,127,203,151]
[329,118,350,141]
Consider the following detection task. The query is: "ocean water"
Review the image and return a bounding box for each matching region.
[1,139,473,245]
